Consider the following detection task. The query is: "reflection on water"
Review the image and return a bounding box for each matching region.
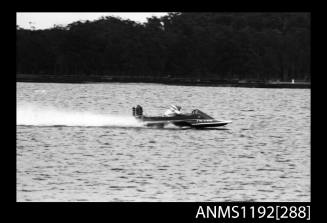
[16,82,310,201]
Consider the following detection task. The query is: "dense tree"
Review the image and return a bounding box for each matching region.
[16,13,311,81]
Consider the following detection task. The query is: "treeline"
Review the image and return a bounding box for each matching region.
[16,12,310,81]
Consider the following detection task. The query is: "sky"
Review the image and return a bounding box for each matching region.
[16,12,168,30]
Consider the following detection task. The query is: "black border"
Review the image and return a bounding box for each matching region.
[14,9,314,222]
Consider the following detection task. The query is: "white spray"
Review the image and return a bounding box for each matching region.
[16,104,143,127]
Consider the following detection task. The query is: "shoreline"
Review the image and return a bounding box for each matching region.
[16,74,311,89]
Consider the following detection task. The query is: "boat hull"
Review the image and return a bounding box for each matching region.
[139,117,231,128]
[189,121,231,128]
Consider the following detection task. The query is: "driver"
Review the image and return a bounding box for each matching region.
[164,105,182,117]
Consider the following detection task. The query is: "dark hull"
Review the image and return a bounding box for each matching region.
[190,122,230,128]
[138,116,231,128]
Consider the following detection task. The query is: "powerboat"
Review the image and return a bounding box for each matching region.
[132,105,232,128]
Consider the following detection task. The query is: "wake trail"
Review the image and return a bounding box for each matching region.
[16,104,143,127]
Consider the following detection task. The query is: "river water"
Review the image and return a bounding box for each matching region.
[16,82,310,202]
